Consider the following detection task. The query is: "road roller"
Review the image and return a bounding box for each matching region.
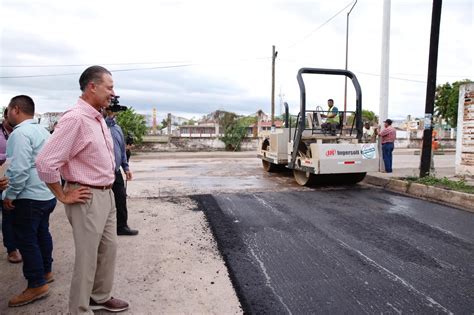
[257,68,379,186]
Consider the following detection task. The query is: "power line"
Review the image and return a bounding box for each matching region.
[286,0,356,49]
[0,56,270,69]
[391,72,471,78]
[0,57,271,79]
[278,58,468,80]
[356,71,426,83]
[0,60,193,68]
[0,64,195,79]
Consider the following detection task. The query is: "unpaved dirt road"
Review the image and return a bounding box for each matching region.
[1,152,266,314]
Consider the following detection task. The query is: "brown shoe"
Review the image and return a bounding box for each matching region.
[8,284,49,307]
[7,250,22,264]
[44,272,54,283]
[90,297,129,312]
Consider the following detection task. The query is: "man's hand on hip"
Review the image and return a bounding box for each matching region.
[62,186,92,204]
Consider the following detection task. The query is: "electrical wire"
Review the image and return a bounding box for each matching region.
[0,64,195,79]
[0,57,271,79]
[286,0,356,49]
[355,71,426,83]
[0,60,193,68]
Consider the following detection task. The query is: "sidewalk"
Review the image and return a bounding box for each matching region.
[368,151,474,185]
[365,152,474,212]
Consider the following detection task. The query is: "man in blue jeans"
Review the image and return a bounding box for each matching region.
[3,95,56,307]
[377,119,397,173]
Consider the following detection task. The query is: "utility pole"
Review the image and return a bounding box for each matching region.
[379,0,391,171]
[344,0,358,121]
[420,0,442,178]
[271,45,278,129]
[379,0,391,126]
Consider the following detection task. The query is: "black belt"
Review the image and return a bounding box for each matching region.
[68,182,112,190]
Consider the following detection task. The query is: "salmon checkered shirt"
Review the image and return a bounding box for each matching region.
[36,98,115,186]
[379,126,397,144]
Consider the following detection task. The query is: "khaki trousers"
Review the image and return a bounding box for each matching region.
[65,185,117,314]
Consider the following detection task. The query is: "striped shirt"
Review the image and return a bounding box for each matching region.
[36,98,115,186]
[379,126,397,144]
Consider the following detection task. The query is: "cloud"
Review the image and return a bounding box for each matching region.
[0,0,472,122]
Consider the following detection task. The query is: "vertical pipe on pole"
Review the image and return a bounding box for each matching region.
[420,0,442,178]
[378,0,391,171]
[379,0,391,126]
[271,45,276,128]
[344,0,357,123]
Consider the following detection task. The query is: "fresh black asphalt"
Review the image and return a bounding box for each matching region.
[193,187,474,314]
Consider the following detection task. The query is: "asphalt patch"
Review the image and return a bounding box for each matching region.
[193,190,474,314]
[192,194,289,314]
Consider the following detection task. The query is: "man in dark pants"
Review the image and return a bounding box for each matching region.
[3,95,57,307]
[105,109,138,236]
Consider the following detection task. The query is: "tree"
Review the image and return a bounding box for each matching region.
[116,107,147,144]
[219,114,256,151]
[220,119,247,151]
[346,109,378,126]
[435,79,472,128]
[161,118,168,128]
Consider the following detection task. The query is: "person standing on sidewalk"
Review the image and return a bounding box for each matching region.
[0,108,22,264]
[376,118,397,173]
[3,95,57,307]
[36,66,129,314]
[105,108,138,236]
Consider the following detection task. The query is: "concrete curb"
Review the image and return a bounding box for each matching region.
[363,175,474,213]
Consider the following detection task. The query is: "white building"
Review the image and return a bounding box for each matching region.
[455,83,474,176]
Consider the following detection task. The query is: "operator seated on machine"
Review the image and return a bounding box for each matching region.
[321,98,340,135]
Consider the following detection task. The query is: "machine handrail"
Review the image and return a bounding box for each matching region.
[289,68,363,169]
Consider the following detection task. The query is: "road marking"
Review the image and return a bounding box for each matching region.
[337,239,452,314]
[248,245,293,315]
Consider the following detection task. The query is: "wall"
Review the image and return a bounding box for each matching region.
[138,135,455,152]
[456,83,474,176]
[395,138,456,149]
[138,137,259,152]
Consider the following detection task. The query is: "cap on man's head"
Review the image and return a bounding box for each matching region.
[384,119,393,125]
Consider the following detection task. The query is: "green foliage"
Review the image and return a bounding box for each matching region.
[219,114,255,151]
[187,118,197,126]
[218,111,238,130]
[221,119,248,151]
[161,118,168,128]
[435,79,473,128]
[404,176,474,194]
[346,109,378,125]
[361,110,378,124]
[116,107,147,144]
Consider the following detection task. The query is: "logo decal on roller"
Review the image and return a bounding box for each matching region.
[325,149,336,157]
[361,144,376,159]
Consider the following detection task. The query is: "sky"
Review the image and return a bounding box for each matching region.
[0,0,472,122]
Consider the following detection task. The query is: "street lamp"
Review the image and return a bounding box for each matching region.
[344,0,358,122]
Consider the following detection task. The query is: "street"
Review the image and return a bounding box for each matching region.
[196,189,473,313]
[0,150,472,314]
